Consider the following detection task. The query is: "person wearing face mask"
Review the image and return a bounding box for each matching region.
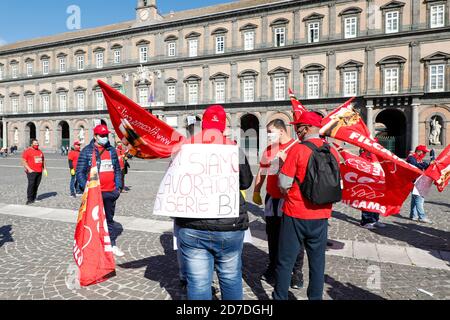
[252,119,304,288]
[76,125,124,257]
[406,145,435,223]
[273,111,340,301]
[22,139,47,205]
[68,141,82,198]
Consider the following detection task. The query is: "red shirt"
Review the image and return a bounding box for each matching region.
[280,138,340,220]
[97,147,116,192]
[68,150,80,170]
[116,146,126,170]
[260,139,296,199]
[22,148,44,173]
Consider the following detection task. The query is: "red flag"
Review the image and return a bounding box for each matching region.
[425,144,450,192]
[339,148,416,216]
[98,80,185,159]
[289,88,307,115]
[73,151,115,286]
[319,99,423,176]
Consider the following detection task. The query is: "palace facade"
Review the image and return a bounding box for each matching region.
[1,0,449,157]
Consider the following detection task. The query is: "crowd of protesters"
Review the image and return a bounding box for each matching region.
[8,102,438,301]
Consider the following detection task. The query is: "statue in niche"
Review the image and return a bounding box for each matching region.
[14,129,19,144]
[79,127,85,144]
[45,128,50,145]
[429,117,442,145]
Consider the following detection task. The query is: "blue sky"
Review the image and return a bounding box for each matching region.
[0,0,233,45]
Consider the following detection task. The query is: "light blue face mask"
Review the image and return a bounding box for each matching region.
[97,136,109,146]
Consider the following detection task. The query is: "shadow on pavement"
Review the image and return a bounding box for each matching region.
[117,233,184,300]
[325,275,386,300]
[242,243,271,300]
[37,192,58,201]
[0,225,14,248]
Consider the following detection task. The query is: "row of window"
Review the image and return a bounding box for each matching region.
[0,91,105,114]
[1,3,447,81]
[1,62,444,115]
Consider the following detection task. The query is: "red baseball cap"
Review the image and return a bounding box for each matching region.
[73,141,81,146]
[202,105,227,132]
[93,125,110,136]
[290,111,322,128]
[415,145,430,153]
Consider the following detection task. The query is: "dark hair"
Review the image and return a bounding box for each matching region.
[267,119,287,131]
[31,139,38,144]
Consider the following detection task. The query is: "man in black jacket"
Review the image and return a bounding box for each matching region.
[176,105,253,300]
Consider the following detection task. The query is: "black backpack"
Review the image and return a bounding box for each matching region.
[295,141,342,205]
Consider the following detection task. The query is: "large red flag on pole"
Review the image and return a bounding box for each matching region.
[98,80,185,159]
[73,151,115,286]
[319,99,423,177]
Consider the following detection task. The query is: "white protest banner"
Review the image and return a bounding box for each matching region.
[153,143,240,219]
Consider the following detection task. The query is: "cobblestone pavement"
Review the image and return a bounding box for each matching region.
[1,214,449,300]
[0,153,450,300]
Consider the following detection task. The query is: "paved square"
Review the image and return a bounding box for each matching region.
[0,154,449,300]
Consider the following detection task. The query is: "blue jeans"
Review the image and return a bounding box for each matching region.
[69,175,82,195]
[410,194,426,220]
[178,228,245,300]
[102,191,120,246]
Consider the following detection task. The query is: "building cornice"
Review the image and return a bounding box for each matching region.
[0,0,335,56]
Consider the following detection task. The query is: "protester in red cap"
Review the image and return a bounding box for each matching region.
[175,105,254,300]
[68,141,82,197]
[22,139,47,205]
[406,145,435,223]
[76,124,124,256]
[273,111,341,301]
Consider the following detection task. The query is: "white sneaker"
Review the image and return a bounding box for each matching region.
[112,246,125,257]
[411,217,419,222]
[374,222,386,228]
[361,223,376,230]
[419,218,433,224]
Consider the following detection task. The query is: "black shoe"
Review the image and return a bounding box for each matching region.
[25,201,34,205]
[70,193,76,198]
[290,273,304,290]
[261,269,276,284]
[180,279,187,291]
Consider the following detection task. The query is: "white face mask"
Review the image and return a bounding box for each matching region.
[97,136,109,146]
[267,132,280,144]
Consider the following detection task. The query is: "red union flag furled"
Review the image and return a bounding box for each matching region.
[425,144,450,192]
[73,152,115,286]
[319,98,423,177]
[98,80,185,159]
[339,148,417,216]
[289,88,307,118]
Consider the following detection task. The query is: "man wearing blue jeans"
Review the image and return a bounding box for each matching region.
[175,105,253,300]
[406,145,434,223]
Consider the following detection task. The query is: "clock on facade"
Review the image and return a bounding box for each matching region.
[139,9,150,21]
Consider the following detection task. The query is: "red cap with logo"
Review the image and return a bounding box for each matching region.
[202,105,227,132]
[93,125,110,136]
[415,145,430,153]
[290,111,322,128]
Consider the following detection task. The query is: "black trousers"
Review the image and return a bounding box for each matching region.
[274,215,328,300]
[265,195,304,275]
[26,172,42,202]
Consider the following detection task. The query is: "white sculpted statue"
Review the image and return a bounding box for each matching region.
[14,128,19,144]
[429,117,442,145]
[45,128,50,144]
[79,127,85,144]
